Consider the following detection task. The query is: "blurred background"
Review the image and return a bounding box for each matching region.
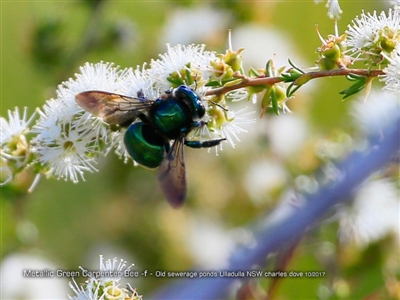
[1,1,398,299]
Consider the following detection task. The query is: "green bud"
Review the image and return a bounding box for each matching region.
[210,60,235,82]
[379,26,400,53]
[322,43,341,61]
[9,134,29,157]
[166,64,202,87]
[167,71,186,87]
[380,37,397,54]
[317,56,337,71]
[207,105,226,129]
[275,84,286,104]
[221,48,245,72]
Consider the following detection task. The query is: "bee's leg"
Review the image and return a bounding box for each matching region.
[185,121,226,148]
[184,138,226,149]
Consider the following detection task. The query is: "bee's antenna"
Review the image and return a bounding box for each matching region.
[208,100,228,111]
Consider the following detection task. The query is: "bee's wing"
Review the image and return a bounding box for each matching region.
[157,137,187,209]
[76,91,154,126]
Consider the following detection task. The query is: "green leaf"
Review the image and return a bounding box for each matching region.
[271,87,280,116]
[185,68,194,85]
[248,67,261,77]
[280,69,304,83]
[339,74,367,99]
[288,58,305,74]
[205,77,242,87]
[266,59,274,77]
[286,82,302,98]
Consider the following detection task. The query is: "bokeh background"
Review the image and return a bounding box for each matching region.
[1,1,398,299]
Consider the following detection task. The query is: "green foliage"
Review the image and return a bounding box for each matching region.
[339,74,368,99]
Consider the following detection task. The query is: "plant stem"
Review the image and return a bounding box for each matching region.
[205,68,385,96]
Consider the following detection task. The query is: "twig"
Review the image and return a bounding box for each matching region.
[205,68,385,96]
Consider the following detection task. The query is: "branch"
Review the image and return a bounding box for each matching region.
[299,68,384,81]
[205,68,385,97]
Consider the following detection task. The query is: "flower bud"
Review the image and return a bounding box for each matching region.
[210,60,235,82]
[207,104,227,130]
[316,56,337,70]
[321,43,342,61]
[220,48,245,72]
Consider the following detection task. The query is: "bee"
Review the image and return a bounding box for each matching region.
[76,85,225,208]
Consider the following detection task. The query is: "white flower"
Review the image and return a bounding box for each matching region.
[119,65,158,100]
[68,278,98,300]
[62,62,125,98]
[68,256,140,300]
[326,0,342,19]
[345,8,400,65]
[0,107,34,146]
[219,107,255,148]
[32,98,100,183]
[98,255,132,283]
[380,43,400,93]
[33,121,99,183]
[197,106,254,155]
[32,99,67,143]
[149,44,216,90]
[0,107,35,185]
[58,61,126,139]
[315,0,342,19]
[31,62,129,183]
[338,179,399,248]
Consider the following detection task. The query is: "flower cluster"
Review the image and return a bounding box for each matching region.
[345,8,400,66]
[1,44,253,188]
[314,7,400,70]
[1,4,399,193]
[68,256,142,300]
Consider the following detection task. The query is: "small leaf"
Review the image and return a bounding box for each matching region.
[281,68,304,83]
[288,59,305,74]
[339,74,368,99]
[260,87,272,118]
[286,82,302,98]
[223,78,243,87]
[205,81,222,87]
[266,59,274,77]
[270,87,280,116]
[185,68,194,85]
[248,67,261,77]
[205,77,241,88]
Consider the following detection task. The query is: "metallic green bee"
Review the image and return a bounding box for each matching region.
[76,85,225,208]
